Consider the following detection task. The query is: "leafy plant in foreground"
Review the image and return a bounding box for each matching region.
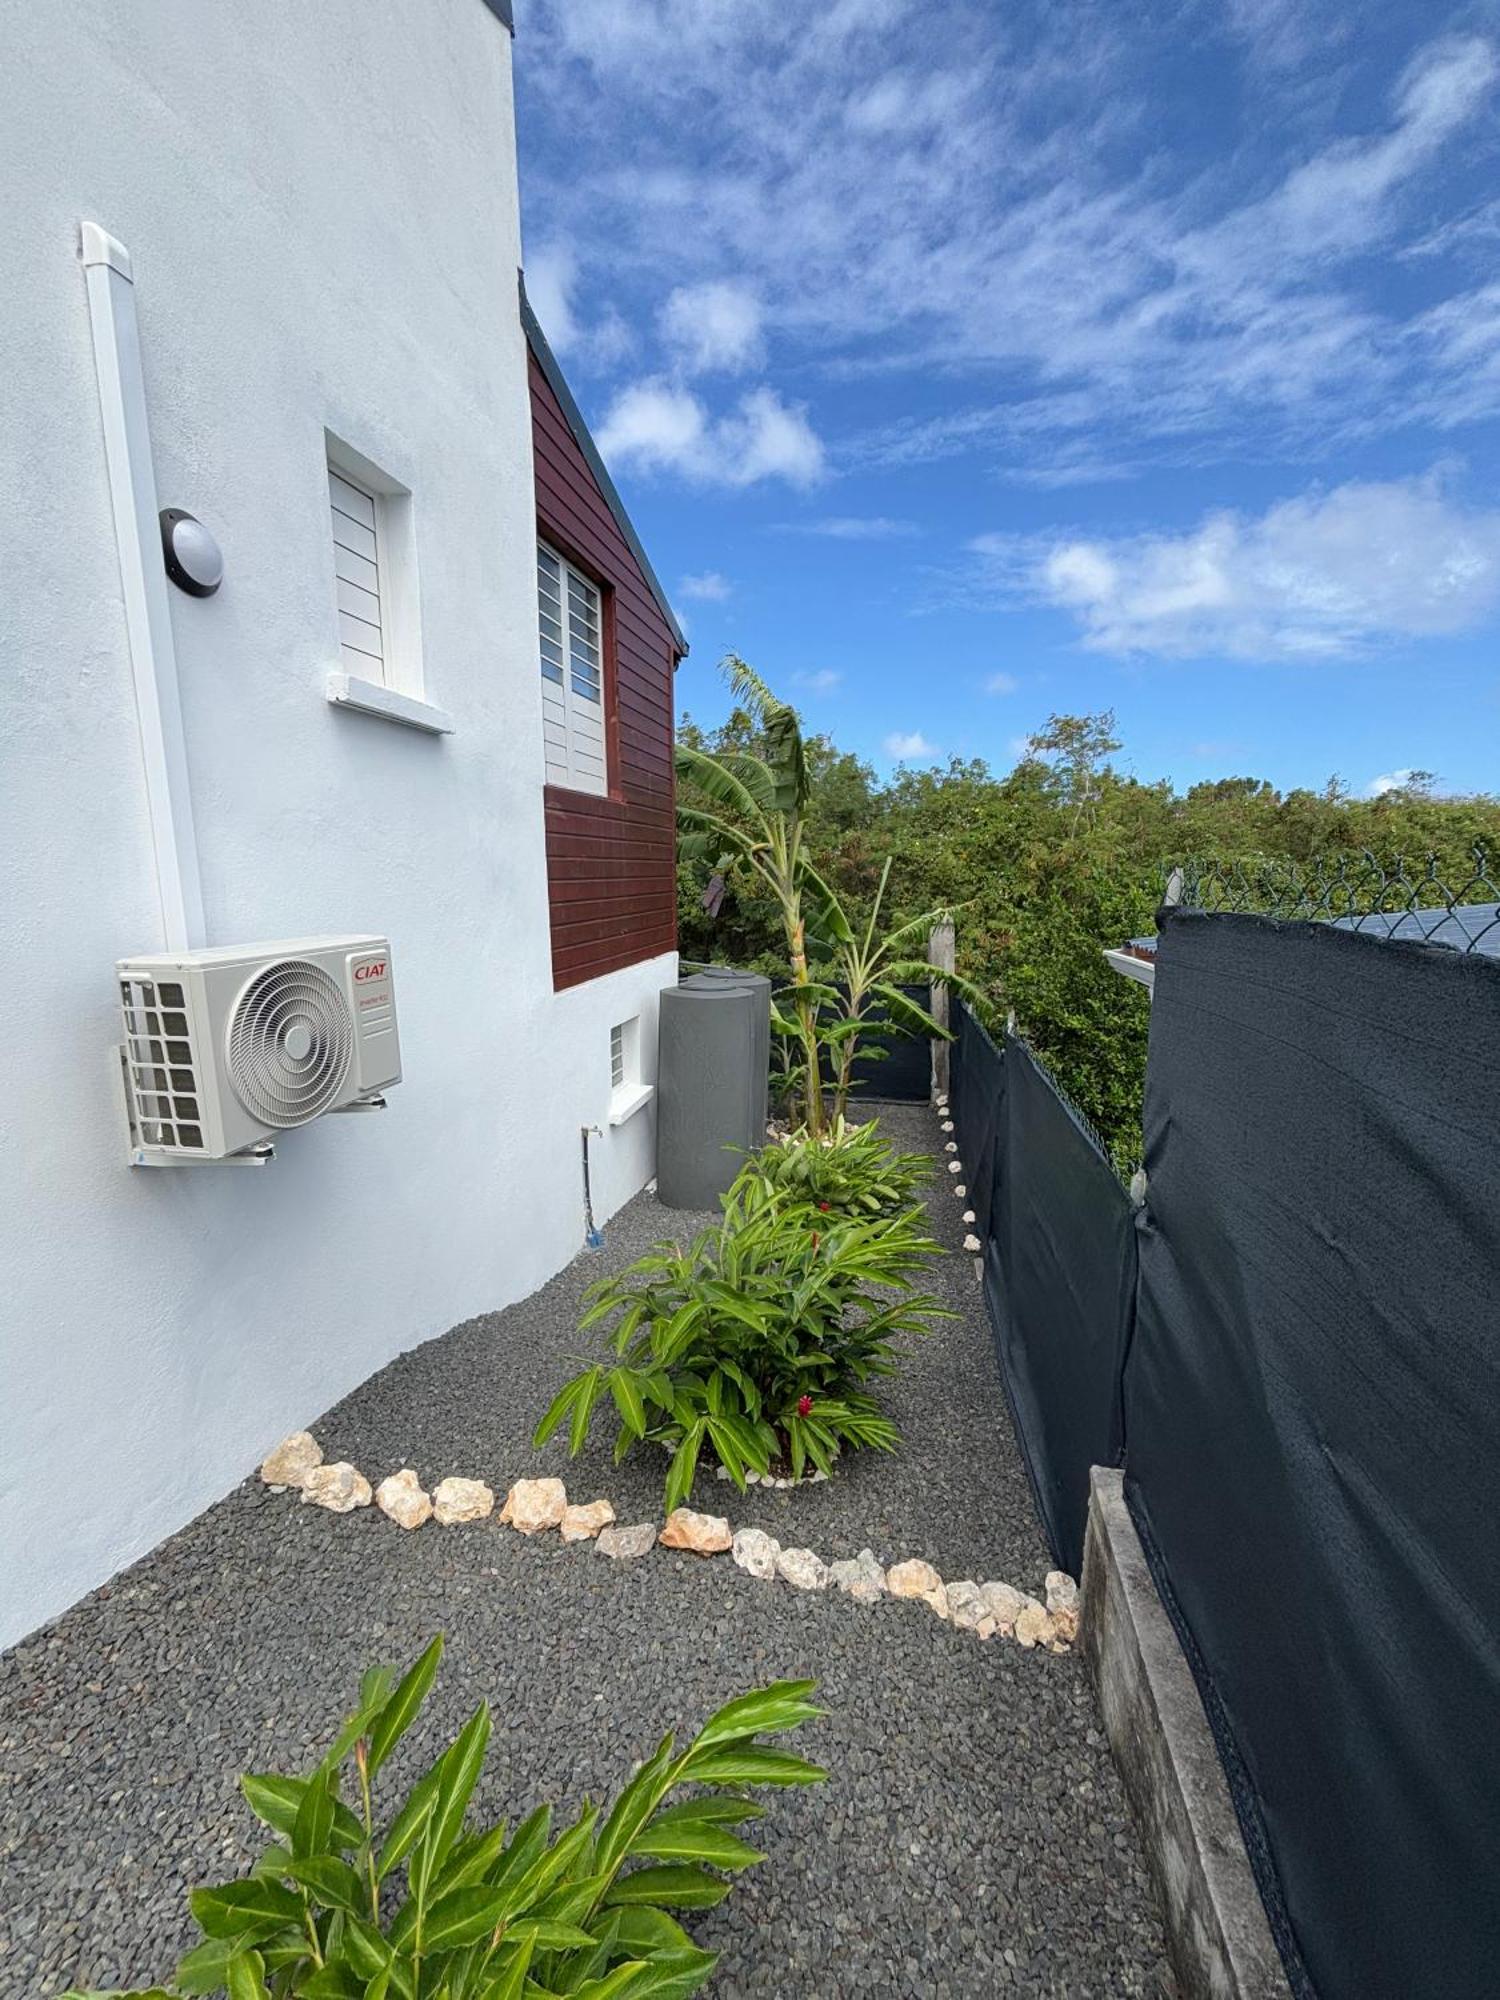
[535,1175,951,1505]
[62,1636,824,2000]
[740,1117,933,1224]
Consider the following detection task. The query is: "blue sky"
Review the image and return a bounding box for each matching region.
[512,0,1500,799]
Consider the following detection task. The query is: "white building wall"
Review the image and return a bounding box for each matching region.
[0,0,674,1648]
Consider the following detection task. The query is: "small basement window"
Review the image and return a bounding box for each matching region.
[608,1015,652,1125]
[538,540,607,796]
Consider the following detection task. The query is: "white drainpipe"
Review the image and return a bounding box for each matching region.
[81,221,205,952]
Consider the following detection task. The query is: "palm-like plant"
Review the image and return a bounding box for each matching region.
[814,857,986,1120]
[676,657,835,1134]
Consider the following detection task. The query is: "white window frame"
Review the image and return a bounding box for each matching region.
[608,1014,651,1125]
[538,539,608,796]
[324,432,450,733]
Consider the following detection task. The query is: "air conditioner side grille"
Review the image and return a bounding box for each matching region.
[120,977,204,1150]
[227,959,353,1128]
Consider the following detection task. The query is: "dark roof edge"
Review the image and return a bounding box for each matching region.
[520,272,688,656]
[478,0,514,33]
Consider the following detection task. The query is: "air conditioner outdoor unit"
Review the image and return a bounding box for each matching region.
[116,936,401,1164]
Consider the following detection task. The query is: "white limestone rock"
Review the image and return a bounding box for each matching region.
[955,1184,967,1198]
[560,1499,615,1543]
[776,1546,829,1591]
[947,1160,962,1174]
[945,1579,990,1632]
[732,1527,781,1579]
[963,1234,982,1253]
[829,1548,887,1603]
[945,1141,958,1154]
[260,1431,322,1491]
[375,1468,432,1530]
[498,1477,565,1533]
[978,1581,1028,1635]
[433,1477,495,1525]
[1046,1570,1081,1643]
[1013,1598,1057,1650]
[660,1507,733,1555]
[962,1210,976,1225]
[301,1462,372,1513]
[941,1120,955,1133]
[887,1558,949,1619]
[596,1521,657,1560]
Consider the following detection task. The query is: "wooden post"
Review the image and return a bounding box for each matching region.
[929,919,955,1103]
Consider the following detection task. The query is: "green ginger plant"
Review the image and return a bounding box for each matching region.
[741,1117,933,1224]
[535,1175,951,1504]
[62,1636,824,2000]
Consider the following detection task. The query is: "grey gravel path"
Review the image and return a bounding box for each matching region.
[0,1103,1174,1999]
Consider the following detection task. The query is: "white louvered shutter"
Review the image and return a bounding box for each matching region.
[537,540,607,796]
[329,467,387,684]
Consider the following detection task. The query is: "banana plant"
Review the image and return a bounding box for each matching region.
[61,1637,825,2000]
[811,857,987,1121]
[675,657,833,1134]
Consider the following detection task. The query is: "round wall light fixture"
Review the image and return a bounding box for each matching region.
[160,509,224,597]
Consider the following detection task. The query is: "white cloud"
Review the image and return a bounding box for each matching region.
[661,280,764,374]
[523,242,634,367]
[984,671,1019,695]
[525,243,579,351]
[1366,768,1419,796]
[597,379,823,488]
[519,10,1500,477]
[774,516,920,539]
[884,730,936,759]
[679,570,732,601]
[794,669,842,692]
[975,474,1500,661]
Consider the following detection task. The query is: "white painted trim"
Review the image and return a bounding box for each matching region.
[325,670,453,735]
[1104,948,1156,993]
[81,221,206,951]
[608,1081,654,1126]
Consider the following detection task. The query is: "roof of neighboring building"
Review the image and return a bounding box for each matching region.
[519,274,688,657]
[479,0,513,31]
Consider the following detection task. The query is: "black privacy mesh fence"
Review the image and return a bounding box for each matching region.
[951,1006,1133,1575]
[948,907,1500,1998]
[1124,909,1500,2000]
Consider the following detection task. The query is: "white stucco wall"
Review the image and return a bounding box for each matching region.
[0,0,674,1648]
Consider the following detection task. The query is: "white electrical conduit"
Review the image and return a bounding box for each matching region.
[81,221,205,953]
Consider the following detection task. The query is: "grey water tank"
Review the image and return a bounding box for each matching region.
[656,970,771,1209]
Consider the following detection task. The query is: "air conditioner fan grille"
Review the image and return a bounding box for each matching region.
[227,959,353,1128]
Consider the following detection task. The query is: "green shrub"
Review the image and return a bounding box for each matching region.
[740,1116,932,1223]
[535,1177,950,1505]
[63,1636,824,2000]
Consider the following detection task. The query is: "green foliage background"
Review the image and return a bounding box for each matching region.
[677,706,1500,1163]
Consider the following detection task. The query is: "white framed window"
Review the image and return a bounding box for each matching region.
[538,540,607,796]
[608,1015,651,1124]
[323,435,442,733]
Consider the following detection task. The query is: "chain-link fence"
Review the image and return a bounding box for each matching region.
[1164,843,1500,954]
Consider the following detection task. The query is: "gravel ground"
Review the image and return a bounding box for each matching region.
[0,1103,1174,1999]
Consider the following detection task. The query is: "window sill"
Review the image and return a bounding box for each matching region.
[608,1082,654,1127]
[326,671,453,736]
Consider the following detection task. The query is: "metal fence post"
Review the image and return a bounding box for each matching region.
[929,919,955,1103]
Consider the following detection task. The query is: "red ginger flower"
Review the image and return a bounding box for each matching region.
[817,1200,830,1211]
[797,1395,813,1418]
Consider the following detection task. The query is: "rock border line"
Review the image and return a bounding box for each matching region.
[260,1436,1079,1655]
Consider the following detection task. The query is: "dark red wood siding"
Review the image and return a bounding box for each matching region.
[529,349,680,989]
